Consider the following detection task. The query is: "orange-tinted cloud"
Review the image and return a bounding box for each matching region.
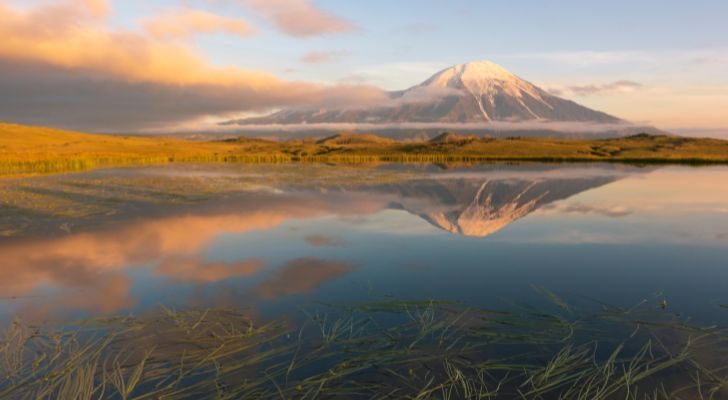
[0,191,386,315]
[243,0,354,37]
[304,234,347,247]
[80,0,110,18]
[0,206,311,312]
[0,0,276,87]
[13,274,135,322]
[142,8,256,40]
[254,257,356,299]
[0,0,385,131]
[302,50,349,64]
[56,275,135,314]
[156,257,265,283]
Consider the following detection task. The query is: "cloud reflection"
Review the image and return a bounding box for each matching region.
[0,191,385,317]
[10,165,717,322]
[156,257,265,283]
[254,257,356,299]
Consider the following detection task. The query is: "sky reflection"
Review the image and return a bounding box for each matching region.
[1,164,727,325]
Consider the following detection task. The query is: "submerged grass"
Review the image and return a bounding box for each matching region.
[1,292,726,399]
[3,123,728,177]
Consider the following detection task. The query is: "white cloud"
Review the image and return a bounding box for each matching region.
[301,50,349,64]
[544,80,643,97]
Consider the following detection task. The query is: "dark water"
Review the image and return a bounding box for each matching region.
[2,163,727,324]
[1,163,727,397]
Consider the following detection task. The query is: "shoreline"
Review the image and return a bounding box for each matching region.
[2,123,728,177]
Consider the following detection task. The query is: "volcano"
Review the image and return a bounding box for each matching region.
[228,61,629,131]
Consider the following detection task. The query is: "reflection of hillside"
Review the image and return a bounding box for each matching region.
[376,176,619,237]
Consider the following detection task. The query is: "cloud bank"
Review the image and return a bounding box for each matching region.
[0,0,385,131]
[216,121,642,135]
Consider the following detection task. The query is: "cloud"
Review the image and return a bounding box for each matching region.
[304,234,347,247]
[242,0,354,37]
[541,202,633,218]
[0,186,389,318]
[141,8,256,39]
[16,275,136,319]
[301,50,349,64]
[218,121,640,134]
[0,0,386,131]
[0,59,389,132]
[80,0,110,18]
[545,81,643,97]
[254,257,355,299]
[0,0,276,87]
[394,84,464,104]
[156,257,265,283]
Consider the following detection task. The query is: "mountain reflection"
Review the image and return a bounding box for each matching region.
[0,165,638,321]
[374,176,618,237]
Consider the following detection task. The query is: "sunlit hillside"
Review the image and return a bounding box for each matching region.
[2,123,728,177]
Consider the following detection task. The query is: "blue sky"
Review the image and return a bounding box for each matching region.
[1,0,727,132]
[153,1,728,78]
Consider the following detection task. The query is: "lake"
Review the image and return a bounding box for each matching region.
[1,163,727,398]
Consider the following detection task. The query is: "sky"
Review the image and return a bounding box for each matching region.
[0,0,727,135]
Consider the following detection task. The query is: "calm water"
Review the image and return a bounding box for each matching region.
[1,163,727,324]
[1,163,727,397]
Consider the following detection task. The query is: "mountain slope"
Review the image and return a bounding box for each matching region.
[229,61,622,126]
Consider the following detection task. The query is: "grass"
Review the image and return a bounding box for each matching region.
[2,123,728,177]
[1,292,726,399]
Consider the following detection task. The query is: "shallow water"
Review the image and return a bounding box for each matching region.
[1,163,727,397]
[1,163,727,324]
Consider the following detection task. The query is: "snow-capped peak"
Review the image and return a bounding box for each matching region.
[416,60,550,121]
[424,60,520,88]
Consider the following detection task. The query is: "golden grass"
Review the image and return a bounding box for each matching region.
[2,123,728,177]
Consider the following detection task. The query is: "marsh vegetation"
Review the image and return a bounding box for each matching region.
[2,123,728,177]
[2,292,726,399]
[2,163,727,399]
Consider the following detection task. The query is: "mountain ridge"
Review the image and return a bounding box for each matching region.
[228,60,625,132]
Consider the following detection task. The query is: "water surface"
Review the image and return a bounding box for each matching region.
[1,163,727,323]
[1,163,726,397]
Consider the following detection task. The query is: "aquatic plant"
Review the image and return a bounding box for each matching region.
[1,293,726,399]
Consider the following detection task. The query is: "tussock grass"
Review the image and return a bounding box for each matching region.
[2,123,728,177]
[1,292,726,399]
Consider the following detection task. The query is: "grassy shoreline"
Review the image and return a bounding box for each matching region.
[2,123,728,176]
